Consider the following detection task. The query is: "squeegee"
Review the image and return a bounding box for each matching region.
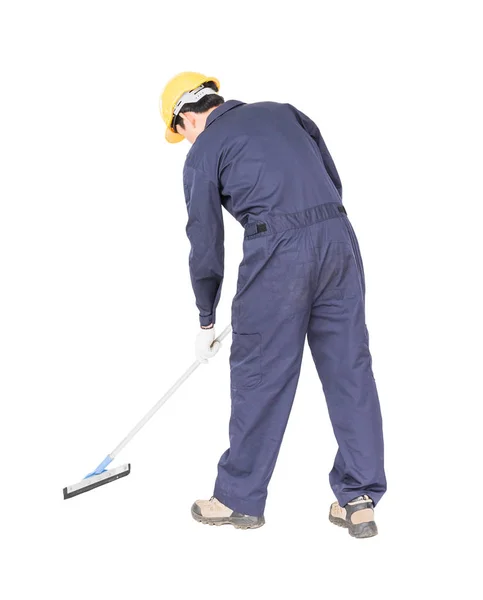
[63,325,231,499]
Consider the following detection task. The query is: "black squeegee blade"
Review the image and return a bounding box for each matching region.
[63,464,131,500]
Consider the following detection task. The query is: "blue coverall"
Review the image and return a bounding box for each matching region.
[183,100,386,517]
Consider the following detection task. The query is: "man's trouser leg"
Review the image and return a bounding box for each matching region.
[307,215,386,507]
[214,223,314,517]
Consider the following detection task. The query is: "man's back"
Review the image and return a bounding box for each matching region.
[184,100,342,223]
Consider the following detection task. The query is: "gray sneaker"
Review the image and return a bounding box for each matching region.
[329,495,378,538]
[191,497,265,529]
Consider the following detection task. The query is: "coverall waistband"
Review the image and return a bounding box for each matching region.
[243,202,346,238]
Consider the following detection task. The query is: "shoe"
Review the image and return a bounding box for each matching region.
[329,495,378,538]
[191,496,265,529]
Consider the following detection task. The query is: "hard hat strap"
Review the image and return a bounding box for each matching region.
[170,84,218,130]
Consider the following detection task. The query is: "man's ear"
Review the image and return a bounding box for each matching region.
[181,111,196,128]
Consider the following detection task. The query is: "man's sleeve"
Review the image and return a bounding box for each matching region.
[289,105,343,199]
[183,165,224,327]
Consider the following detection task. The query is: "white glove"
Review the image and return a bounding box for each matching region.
[195,327,221,363]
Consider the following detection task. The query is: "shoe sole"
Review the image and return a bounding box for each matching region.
[329,513,378,538]
[191,508,265,530]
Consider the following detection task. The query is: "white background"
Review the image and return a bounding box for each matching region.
[1,1,482,598]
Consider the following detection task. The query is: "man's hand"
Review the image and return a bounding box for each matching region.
[195,326,221,363]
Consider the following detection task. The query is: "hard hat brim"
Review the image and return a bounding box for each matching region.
[165,127,184,144]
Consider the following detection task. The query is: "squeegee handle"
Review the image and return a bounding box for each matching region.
[109,324,232,460]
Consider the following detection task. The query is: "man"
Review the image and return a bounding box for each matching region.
[160,72,386,538]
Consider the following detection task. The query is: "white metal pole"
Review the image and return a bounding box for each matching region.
[109,325,232,460]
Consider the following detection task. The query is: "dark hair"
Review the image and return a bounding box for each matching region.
[174,80,224,130]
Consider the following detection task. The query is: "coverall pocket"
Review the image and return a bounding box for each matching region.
[230,332,262,390]
[341,217,365,284]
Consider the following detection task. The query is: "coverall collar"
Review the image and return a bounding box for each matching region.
[205,100,245,129]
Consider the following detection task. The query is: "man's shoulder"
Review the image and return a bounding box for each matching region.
[183,142,217,183]
[184,139,213,174]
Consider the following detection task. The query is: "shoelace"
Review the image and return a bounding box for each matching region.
[347,494,372,505]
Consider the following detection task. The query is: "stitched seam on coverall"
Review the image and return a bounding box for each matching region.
[184,164,217,186]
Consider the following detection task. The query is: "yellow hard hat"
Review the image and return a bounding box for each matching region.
[160,72,221,143]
